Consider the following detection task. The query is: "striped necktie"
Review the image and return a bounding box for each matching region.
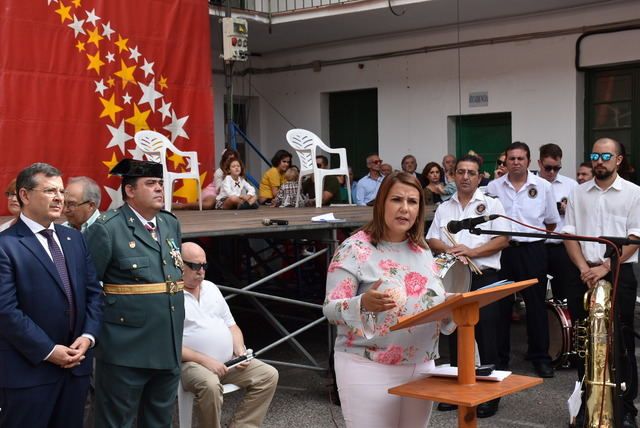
[39,229,75,330]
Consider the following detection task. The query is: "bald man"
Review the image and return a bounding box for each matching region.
[180,242,278,428]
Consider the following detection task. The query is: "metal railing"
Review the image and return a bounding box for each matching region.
[209,0,361,15]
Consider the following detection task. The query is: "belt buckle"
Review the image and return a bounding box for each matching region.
[166,281,178,294]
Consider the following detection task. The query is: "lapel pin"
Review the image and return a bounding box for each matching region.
[66,237,71,240]
[129,217,135,223]
[129,241,136,248]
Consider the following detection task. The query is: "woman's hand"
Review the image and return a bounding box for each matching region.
[361,279,396,313]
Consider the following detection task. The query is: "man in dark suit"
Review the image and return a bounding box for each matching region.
[86,159,184,428]
[0,162,103,427]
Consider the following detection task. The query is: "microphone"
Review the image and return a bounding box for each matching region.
[262,218,289,226]
[446,215,499,234]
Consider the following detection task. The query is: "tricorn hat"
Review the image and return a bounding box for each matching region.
[110,159,163,178]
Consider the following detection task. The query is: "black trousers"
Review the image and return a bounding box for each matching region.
[546,243,579,302]
[568,264,638,417]
[448,269,500,367]
[498,241,551,367]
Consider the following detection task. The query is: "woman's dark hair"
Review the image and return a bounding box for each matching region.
[271,149,292,167]
[421,162,444,185]
[223,157,245,177]
[219,148,240,170]
[361,171,428,249]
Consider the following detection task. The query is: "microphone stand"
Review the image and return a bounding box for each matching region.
[467,226,640,426]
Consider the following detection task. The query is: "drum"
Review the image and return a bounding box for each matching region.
[546,299,573,368]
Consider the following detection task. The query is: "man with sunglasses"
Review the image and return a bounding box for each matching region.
[563,138,640,428]
[180,242,278,428]
[85,158,185,428]
[62,176,101,233]
[355,153,384,206]
[487,141,561,379]
[536,144,578,304]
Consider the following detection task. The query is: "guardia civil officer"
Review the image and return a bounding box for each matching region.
[86,159,184,428]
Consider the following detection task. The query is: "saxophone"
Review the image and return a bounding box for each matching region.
[581,279,616,427]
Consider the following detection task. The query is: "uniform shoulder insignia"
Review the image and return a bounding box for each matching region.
[484,192,498,199]
[97,209,120,223]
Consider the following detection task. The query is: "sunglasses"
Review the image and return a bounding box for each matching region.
[184,261,208,271]
[496,160,505,167]
[590,152,614,162]
[542,165,562,172]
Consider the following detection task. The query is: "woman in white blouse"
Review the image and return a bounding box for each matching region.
[324,171,450,428]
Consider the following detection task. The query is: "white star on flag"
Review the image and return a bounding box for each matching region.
[104,185,123,210]
[128,146,148,161]
[105,120,133,155]
[138,79,163,112]
[101,21,115,40]
[123,93,132,104]
[129,46,141,63]
[47,0,58,5]
[85,8,100,26]
[164,110,190,143]
[158,100,172,121]
[68,15,86,38]
[105,52,115,63]
[94,79,108,96]
[141,58,155,78]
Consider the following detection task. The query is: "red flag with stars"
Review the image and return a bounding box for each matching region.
[0,0,215,214]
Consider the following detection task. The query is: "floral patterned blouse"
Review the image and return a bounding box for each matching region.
[324,230,449,365]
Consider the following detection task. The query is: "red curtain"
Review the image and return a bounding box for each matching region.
[0,0,215,214]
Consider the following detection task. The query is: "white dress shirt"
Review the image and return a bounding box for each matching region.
[427,189,510,271]
[487,171,561,242]
[546,174,578,244]
[562,175,640,264]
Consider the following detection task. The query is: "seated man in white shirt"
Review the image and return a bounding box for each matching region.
[181,242,279,428]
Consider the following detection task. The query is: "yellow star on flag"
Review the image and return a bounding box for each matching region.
[86,51,104,75]
[54,2,72,23]
[114,34,129,53]
[158,76,168,90]
[103,152,119,174]
[75,40,85,52]
[99,94,123,123]
[86,27,104,48]
[125,103,151,133]
[72,0,82,7]
[107,77,115,87]
[114,59,136,89]
[172,172,208,203]
[168,152,186,169]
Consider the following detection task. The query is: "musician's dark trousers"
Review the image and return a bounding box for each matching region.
[447,269,500,367]
[567,264,637,417]
[546,243,576,301]
[497,241,551,368]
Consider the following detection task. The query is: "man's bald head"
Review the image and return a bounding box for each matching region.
[182,241,206,261]
[181,242,207,290]
[593,138,622,155]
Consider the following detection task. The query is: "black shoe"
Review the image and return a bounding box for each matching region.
[437,402,458,411]
[238,201,251,210]
[532,361,554,378]
[623,413,638,428]
[477,398,500,418]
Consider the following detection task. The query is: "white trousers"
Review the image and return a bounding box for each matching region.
[334,351,434,428]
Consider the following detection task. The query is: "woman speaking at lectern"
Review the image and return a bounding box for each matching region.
[323,171,451,428]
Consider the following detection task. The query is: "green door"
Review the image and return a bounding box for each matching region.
[455,113,512,177]
[329,89,378,180]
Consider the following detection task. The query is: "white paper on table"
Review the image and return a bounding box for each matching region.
[427,364,511,382]
[311,212,345,222]
[567,378,583,424]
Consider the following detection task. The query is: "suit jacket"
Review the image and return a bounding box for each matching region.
[0,220,103,388]
[85,204,184,369]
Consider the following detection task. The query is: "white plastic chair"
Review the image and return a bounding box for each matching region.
[177,380,242,428]
[285,129,352,207]
[134,130,202,211]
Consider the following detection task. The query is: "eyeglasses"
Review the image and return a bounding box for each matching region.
[4,191,17,199]
[184,261,208,271]
[29,187,65,197]
[542,165,562,172]
[590,152,614,162]
[64,200,90,210]
[370,159,382,165]
[455,169,479,177]
[496,160,505,167]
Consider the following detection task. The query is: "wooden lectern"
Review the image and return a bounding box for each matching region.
[388,279,543,428]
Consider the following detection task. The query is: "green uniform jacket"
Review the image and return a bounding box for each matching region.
[85,204,184,369]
